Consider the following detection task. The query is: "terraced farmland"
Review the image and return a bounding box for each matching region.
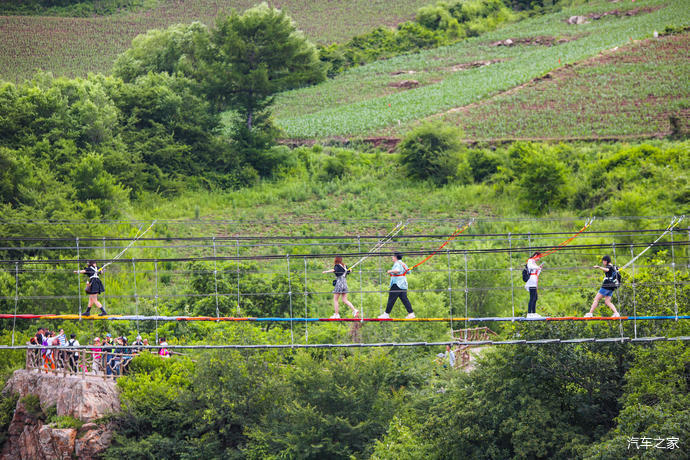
[0,0,430,82]
[273,0,690,138]
[426,31,690,140]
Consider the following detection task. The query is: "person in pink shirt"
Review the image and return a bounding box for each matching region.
[90,337,103,373]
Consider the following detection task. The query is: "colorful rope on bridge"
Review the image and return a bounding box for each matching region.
[1,313,688,322]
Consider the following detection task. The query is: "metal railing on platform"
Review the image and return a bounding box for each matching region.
[25,347,147,379]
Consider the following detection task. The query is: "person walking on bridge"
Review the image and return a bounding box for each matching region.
[379,253,415,319]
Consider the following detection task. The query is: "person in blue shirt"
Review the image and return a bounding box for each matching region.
[378,253,415,319]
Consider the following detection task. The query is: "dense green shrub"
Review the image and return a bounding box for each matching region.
[518,148,569,213]
[320,152,351,180]
[112,22,209,84]
[0,392,19,448]
[321,0,516,75]
[19,394,42,419]
[398,123,464,184]
[467,148,501,182]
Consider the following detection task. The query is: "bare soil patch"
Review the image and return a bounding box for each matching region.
[490,36,577,47]
[390,59,504,76]
[388,80,420,89]
[566,5,664,25]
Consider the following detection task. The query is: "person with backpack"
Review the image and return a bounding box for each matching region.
[322,256,358,319]
[66,334,80,372]
[584,255,620,318]
[523,252,544,318]
[378,253,415,319]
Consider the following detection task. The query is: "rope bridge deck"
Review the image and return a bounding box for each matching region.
[2,314,689,322]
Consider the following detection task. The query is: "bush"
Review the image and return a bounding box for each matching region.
[398,123,464,184]
[320,152,351,180]
[20,394,43,419]
[320,0,516,75]
[517,148,569,214]
[0,392,19,448]
[467,148,501,182]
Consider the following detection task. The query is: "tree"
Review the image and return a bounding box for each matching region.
[112,22,210,83]
[206,3,326,129]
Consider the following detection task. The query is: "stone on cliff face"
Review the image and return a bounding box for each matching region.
[3,369,119,421]
[1,369,120,460]
[38,426,77,459]
[75,425,114,459]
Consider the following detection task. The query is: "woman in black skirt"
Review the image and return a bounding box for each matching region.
[322,256,359,319]
[74,260,108,316]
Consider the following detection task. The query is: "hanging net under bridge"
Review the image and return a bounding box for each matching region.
[0,215,688,349]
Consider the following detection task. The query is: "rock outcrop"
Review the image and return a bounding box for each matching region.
[1,369,120,460]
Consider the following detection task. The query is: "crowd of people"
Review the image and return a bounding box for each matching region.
[28,328,172,376]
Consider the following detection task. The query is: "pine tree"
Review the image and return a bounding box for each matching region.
[207,3,326,130]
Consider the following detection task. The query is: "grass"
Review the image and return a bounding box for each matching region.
[273,0,690,138]
[0,0,430,83]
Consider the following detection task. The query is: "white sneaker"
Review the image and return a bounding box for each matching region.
[330,313,340,319]
[584,312,593,318]
[406,312,416,319]
[378,313,390,319]
[612,312,620,318]
[352,309,359,318]
[526,313,542,319]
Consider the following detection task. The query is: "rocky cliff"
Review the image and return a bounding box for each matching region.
[1,369,120,460]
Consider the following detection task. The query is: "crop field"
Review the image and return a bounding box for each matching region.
[0,0,429,82]
[273,0,690,138]
[385,31,690,139]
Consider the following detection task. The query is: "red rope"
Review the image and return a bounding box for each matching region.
[533,219,593,260]
[391,221,474,276]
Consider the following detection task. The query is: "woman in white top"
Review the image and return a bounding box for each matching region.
[525,252,544,318]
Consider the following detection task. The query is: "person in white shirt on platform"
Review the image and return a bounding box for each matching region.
[525,252,544,318]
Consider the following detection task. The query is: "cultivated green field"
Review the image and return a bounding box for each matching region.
[383,30,690,139]
[0,0,430,82]
[273,0,690,138]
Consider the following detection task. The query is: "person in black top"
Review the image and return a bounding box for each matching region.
[103,334,116,375]
[584,255,620,318]
[74,260,107,316]
[114,336,133,375]
[322,256,359,319]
